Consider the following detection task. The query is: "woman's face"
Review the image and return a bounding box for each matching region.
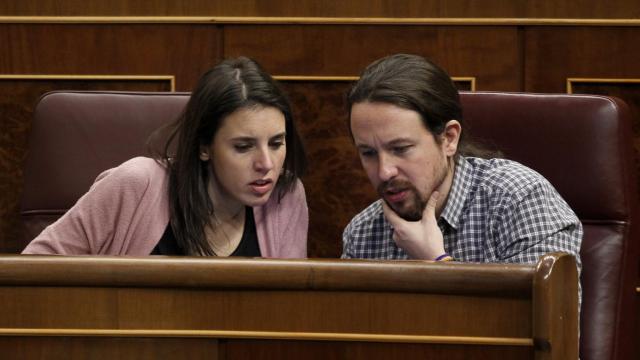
[202,105,287,208]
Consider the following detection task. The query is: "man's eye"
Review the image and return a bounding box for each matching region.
[393,145,411,155]
[360,149,376,158]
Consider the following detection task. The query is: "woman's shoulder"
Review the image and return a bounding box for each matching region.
[93,156,168,191]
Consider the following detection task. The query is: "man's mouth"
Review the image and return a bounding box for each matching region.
[384,188,409,203]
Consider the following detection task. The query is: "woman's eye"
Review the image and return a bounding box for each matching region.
[269,141,285,149]
[234,144,252,152]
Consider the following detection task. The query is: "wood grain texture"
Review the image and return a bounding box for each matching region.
[0,0,639,19]
[0,254,579,359]
[0,337,218,360]
[524,27,640,93]
[224,339,533,360]
[225,25,521,91]
[279,80,374,257]
[0,24,221,91]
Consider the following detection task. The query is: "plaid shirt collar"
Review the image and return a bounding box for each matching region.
[439,156,474,230]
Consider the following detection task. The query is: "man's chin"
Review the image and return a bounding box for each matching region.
[385,200,423,222]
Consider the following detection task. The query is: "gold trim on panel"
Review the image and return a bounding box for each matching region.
[275,75,476,91]
[454,77,477,92]
[566,78,640,94]
[275,75,359,82]
[0,328,533,346]
[0,74,176,92]
[1,16,640,26]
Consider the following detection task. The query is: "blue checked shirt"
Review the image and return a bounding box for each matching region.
[342,156,582,271]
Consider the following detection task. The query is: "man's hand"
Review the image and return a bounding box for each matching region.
[382,191,445,260]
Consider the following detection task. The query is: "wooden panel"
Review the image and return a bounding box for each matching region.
[1,0,639,19]
[0,24,221,91]
[0,254,579,359]
[524,27,640,93]
[0,78,172,254]
[279,80,373,257]
[225,339,532,360]
[0,287,531,337]
[0,337,219,360]
[224,25,521,91]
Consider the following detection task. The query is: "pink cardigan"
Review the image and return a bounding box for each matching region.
[22,157,308,258]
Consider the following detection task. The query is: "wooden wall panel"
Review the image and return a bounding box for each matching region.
[0,337,219,360]
[0,78,172,253]
[0,24,221,91]
[224,25,521,91]
[224,339,532,360]
[1,0,639,18]
[279,80,374,258]
[524,27,640,93]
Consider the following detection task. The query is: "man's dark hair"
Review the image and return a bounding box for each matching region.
[347,53,495,158]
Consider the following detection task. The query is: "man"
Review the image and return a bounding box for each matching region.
[342,54,582,268]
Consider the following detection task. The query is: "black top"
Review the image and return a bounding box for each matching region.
[151,207,260,257]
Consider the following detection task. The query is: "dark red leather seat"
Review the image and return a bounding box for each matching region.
[20,91,189,242]
[461,92,639,360]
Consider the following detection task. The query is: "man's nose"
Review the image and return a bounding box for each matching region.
[377,154,398,181]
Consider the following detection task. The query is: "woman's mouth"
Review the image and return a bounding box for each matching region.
[249,179,274,195]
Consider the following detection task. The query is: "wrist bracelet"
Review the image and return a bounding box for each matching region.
[435,253,453,261]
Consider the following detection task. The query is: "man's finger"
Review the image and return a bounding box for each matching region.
[382,200,403,227]
[423,190,439,218]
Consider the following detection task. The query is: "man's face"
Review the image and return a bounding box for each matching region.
[350,101,458,221]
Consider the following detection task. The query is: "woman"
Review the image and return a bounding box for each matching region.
[22,57,308,257]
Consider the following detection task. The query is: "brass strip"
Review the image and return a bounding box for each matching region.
[1,16,640,26]
[275,75,476,91]
[275,75,359,81]
[0,328,533,346]
[0,74,176,92]
[566,77,640,94]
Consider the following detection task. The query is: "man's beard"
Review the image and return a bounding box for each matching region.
[378,180,425,221]
[377,162,449,222]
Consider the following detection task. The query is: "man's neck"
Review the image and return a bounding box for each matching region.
[435,157,457,217]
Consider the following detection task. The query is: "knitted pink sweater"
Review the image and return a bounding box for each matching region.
[22,157,308,258]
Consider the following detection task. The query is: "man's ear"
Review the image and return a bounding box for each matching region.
[441,120,461,157]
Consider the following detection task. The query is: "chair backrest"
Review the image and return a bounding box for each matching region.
[21,90,638,360]
[460,91,639,360]
[20,91,190,242]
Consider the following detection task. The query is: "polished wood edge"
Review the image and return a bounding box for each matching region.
[567,77,640,94]
[0,74,176,92]
[532,252,579,359]
[275,75,476,91]
[1,256,534,295]
[0,328,533,346]
[1,16,640,26]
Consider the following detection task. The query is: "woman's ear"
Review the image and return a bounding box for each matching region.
[441,120,461,157]
[199,146,210,161]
